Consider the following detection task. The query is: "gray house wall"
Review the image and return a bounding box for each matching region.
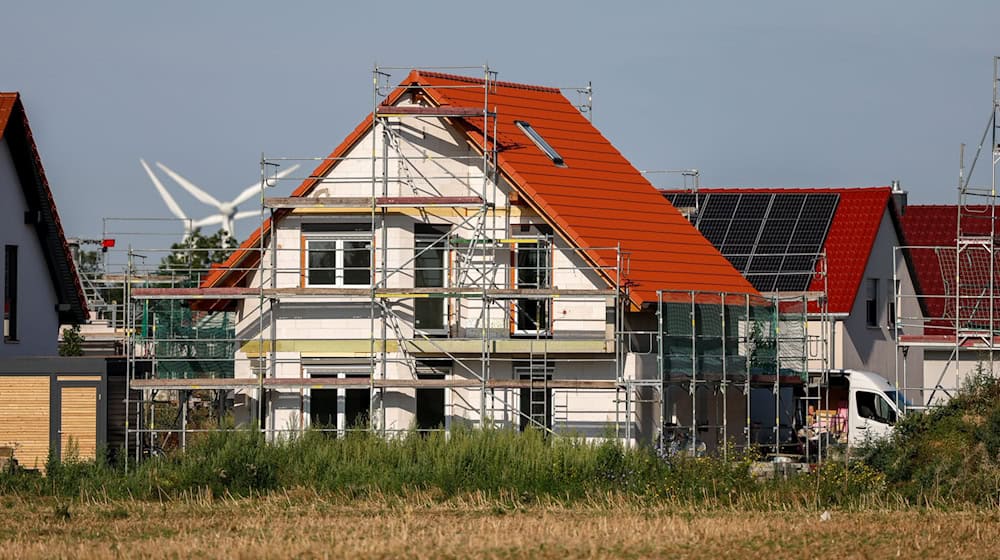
[0,137,61,357]
[839,207,923,383]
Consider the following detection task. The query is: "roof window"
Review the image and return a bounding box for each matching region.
[515,120,565,167]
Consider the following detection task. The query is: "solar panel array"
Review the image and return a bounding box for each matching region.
[664,192,839,292]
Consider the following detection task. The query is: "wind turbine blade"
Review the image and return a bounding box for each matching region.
[233,210,260,221]
[155,162,222,207]
[140,159,188,222]
[230,185,263,208]
[193,215,225,228]
[230,164,301,207]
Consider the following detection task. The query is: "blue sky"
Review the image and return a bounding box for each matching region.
[3,1,1000,242]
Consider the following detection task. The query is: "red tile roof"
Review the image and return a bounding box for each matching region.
[203,71,757,307]
[899,205,987,324]
[0,93,88,323]
[680,187,894,314]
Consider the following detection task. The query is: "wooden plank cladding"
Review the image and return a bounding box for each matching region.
[0,376,50,470]
[60,386,98,461]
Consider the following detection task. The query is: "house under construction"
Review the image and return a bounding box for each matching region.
[892,57,1000,410]
[123,67,834,461]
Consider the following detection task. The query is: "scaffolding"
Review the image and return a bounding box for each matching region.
[122,65,832,465]
[895,57,1000,410]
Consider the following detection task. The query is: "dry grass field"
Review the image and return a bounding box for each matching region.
[0,492,996,559]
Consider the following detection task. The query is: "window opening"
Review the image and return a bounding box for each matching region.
[414,225,448,334]
[516,364,553,431]
[4,245,17,342]
[415,360,450,433]
[865,278,879,327]
[514,239,551,336]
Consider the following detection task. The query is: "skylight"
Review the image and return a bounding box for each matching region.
[515,120,565,167]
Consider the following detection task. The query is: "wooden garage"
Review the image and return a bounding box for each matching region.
[0,357,107,470]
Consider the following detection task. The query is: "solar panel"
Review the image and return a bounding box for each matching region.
[667,193,697,209]
[767,194,806,219]
[725,220,760,246]
[699,219,730,245]
[667,191,839,293]
[701,195,738,219]
[733,194,771,220]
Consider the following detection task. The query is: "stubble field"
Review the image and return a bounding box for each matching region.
[0,493,996,559]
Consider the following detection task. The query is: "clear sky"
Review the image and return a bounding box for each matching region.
[3,1,1000,243]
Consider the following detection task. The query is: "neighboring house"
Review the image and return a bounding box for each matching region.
[0,92,102,469]
[0,93,87,354]
[899,205,999,406]
[185,70,759,444]
[663,186,923,390]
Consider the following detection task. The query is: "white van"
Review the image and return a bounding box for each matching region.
[749,369,905,453]
[812,369,904,448]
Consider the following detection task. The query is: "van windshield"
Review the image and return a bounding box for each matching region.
[883,390,910,411]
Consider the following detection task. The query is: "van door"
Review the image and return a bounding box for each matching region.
[849,389,897,447]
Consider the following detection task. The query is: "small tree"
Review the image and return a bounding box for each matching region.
[59,324,85,356]
[159,228,240,284]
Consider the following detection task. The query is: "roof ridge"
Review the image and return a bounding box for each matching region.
[411,70,561,93]
[672,186,892,192]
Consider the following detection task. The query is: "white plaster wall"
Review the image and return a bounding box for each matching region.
[0,138,60,356]
[234,103,625,440]
[920,348,998,406]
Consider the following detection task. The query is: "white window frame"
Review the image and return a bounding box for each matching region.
[305,366,371,436]
[304,235,372,288]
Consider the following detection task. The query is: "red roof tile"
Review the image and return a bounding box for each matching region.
[0,93,88,323]
[203,71,757,307]
[685,187,894,314]
[899,205,983,324]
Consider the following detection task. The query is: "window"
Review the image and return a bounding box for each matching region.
[514,240,551,335]
[307,367,371,436]
[855,390,896,425]
[514,121,566,167]
[4,245,16,342]
[415,360,450,433]
[414,225,448,334]
[887,280,899,328]
[303,224,371,287]
[865,278,879,328]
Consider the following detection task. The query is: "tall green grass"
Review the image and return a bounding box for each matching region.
[0,427,896,508]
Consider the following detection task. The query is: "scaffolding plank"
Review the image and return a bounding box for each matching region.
[265,287,614,298]
[265,196,484,209]
[131,287,259,299]
[129,377,618,390]
[375,106,492,118]
[129,378,255,390]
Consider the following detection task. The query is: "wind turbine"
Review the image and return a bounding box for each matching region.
[140,160,299,240]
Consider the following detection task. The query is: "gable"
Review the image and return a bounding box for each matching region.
[0,93,87,324]
[203,71,759,307]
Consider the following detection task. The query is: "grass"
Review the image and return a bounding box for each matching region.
[1,376,999,556]
[3,427,898,509]
[0,493,996,559]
